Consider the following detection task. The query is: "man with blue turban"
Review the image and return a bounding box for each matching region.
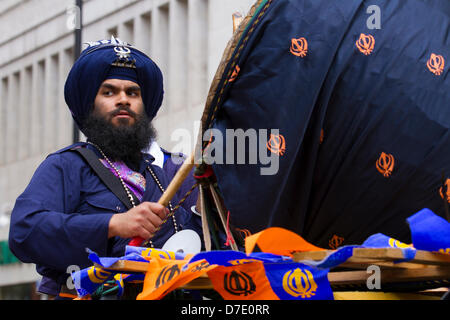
[8,37,201,299]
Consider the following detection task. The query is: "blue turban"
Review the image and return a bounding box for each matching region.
[64,38,164,128]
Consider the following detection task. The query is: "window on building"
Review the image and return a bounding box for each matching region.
[0,77,8,165]
[37,60,46,153]
[22,66,32,159]
[138,12,152,55]
[49,53,60,150]
[122,19,135,44]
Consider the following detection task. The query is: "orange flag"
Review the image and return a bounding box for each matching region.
[245,227,324,256]
[137,257,216,300]
[208,261,279,300]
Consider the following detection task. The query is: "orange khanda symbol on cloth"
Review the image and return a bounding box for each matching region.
[356,33,375,56]
[155,264,181,289]
[328,235,344,250]
[376,152,395,177]
[290,37,308,58]
[229,65,241,82]
[319,129,324,145]
[427,53,445,76]
[235,228,252,239]
[267,134,286,155]
[439,178,450,203]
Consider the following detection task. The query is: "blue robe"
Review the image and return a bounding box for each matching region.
[8,142,200,295]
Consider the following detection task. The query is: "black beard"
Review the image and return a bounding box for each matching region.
[81,109,157,171]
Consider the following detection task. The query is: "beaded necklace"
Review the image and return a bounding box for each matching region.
[87,142,178,248]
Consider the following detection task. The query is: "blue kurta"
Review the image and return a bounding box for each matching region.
[8,142,200,293]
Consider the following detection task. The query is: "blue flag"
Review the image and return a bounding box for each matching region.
[408,208,450,254]
[264,263,333,300]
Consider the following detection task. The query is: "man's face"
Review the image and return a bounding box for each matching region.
[93,78,144,127]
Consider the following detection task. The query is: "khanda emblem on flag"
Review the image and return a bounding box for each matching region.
[427,53,445,76]
[267,134,286,156]
[87,266,112,284]
[290,37,308,58]
[388,238,411,248]
[356,33,375,56]
[282,268,318,299]
[141,248,176,260]
[155,264,181,289]
[223,270,256,296]
[229,259,261,266]
[376,152,395,177]
[190,261,210,273]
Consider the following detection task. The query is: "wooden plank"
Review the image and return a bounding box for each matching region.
[354,248,450,266]
[95,260,149,273]
[340,260,429,270]
[293,248,450,269]
[328,266,450,285]
[293,250,331,261]
[182,276,213,290]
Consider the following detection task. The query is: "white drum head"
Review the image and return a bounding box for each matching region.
[162,229,202,254]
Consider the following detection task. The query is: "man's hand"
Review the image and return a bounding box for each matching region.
[108,202,169,240]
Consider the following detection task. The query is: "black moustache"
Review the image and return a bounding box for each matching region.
[110,108,137,118]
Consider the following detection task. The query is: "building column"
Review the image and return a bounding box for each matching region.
[6,73,19,163]
[18,68,28,160]
[151,3,169,106]
[134,12,152,57]
[0,77,8,165]
[187,0,208,110]
[29,63,38,157]
[34,60,46,155]
[168,0,188,111]
[58,48,74,149]
[44,55,54,153]
[118,19,134,44]
[48,54,60,152]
